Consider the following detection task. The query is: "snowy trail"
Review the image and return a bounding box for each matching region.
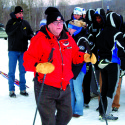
[0,39,125,125]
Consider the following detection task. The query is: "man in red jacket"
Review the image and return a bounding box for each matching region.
[23,7,96,125]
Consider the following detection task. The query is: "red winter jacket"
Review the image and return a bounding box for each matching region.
[23,26,85,90]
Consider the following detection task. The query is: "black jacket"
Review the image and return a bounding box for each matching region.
[85,9,95,29]
[96,12,125,70]
[87,8,106,69]
[91,8,106,35]
[6,12,34,52]
[71,28,91,79]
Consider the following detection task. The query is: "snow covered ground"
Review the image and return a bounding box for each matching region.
[0,38,125,125]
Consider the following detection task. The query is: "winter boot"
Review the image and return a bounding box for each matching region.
[99,114,118,121]
[73,114,81,118]
[112,107,118,112]
[84,103,89,108]
[20,90,29,96]
[9,91,16,98]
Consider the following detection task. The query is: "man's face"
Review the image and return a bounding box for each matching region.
[48,20,63,37]
[74,14,82,20]
[96,15,102,24]
[15,12,23,18]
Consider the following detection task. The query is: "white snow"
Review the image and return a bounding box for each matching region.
[0,38,125,125]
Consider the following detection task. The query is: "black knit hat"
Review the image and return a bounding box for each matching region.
[14,6,23,14]
[45,7,64,25]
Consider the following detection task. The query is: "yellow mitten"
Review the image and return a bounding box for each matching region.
[36,62,55,74]
[84,53,91,63]
[84,53,97,64]
[90,53,97,64]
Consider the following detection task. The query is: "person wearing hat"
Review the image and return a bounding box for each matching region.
[66,7,83,27]
[87,8,106,104]
[5,6,34,98]
[39,19,46,28]
[81,8,87,23]
[82,8,86,19]
[68,20,95,117]
[82,8,96,108]
[96,12,125,121]
[23,6,97,125]
[36,19,47,34]
[85,9,95,29]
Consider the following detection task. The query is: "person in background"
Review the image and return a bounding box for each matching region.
[68,20,95,117]
[5,6,34,98]
[89,8,106,43]
[88,8,106,102]
[39,19,46,29]
[96,11,124,113]
[85,9,95,30]
[66,7,83,27]
[82,9,96,108]
[82,8,86,22]
[111,13,124,112]
[96,12,125,120]
[23,7,97,125]
[36,19,46,34]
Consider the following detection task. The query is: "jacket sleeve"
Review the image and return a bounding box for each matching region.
[116,33,125,70]
[23,35,44,72]
[25,21,34,40]
[68,34,85,64]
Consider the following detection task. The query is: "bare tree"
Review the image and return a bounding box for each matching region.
[47,0,56,6]
[0,0,13,26]
[0,0,4,23]
[58,0,69,20]
[2,0,125,32]
[30,0,45,31]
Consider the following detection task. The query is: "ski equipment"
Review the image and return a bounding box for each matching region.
[0,71,29,88]
[33,48,54,125]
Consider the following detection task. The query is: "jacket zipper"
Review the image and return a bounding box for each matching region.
[57,40,63,90]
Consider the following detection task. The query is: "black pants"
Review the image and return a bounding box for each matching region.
[34,80,72,125]
[99,63,120,115]
[90,68,100,95]
[83,65,92,104]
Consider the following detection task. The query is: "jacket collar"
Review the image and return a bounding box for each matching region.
[40,25,68,40]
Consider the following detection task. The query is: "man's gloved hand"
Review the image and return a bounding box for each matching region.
[36,62,55,74]
[84,53,97,64]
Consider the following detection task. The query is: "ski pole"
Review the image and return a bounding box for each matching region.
[83,37,108,125]
[32,74,46,125]
[91,64,108,125]
[33,48,54,125]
